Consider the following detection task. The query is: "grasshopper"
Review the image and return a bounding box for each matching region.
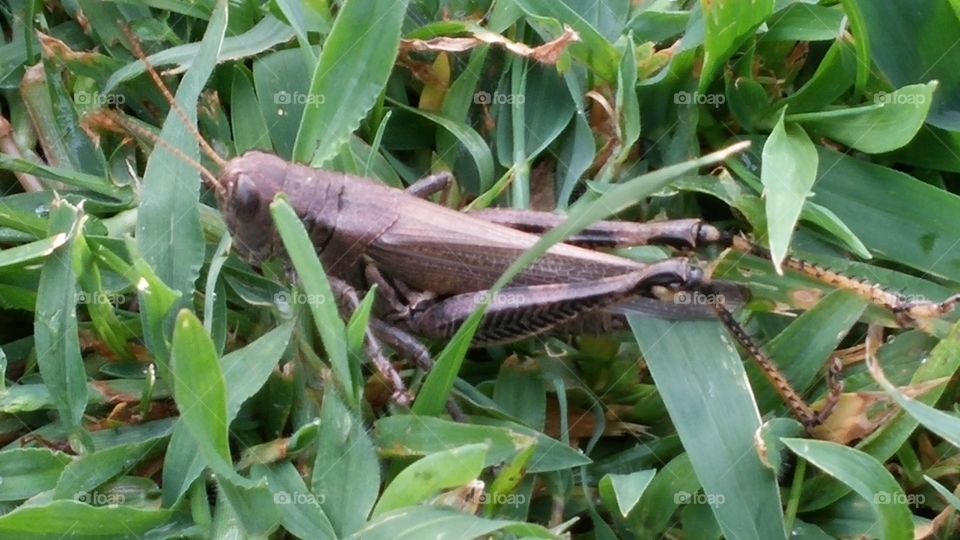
[105,31,960,431]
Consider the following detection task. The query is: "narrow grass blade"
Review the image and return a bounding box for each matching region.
[0,155,130,200]
[350,507,560,540]
[867,355,960,447]
[136,0,225,301]
[389,100,495,191]
[0,501,188,539]
[105,15,294,90]
[846,0,960,130]
[0,448,71,501]
[761,111,818,273]
[375,415,590,473]
[34,197,87,435]
[788,82,937,153]
[783,438,913,540]
[0,233,66,267]
[162,319,293,506]
[53,439,157,500]
[812,147,960,282]
[270,196,354,405]
[312,390,379,537]
[171,309,230,473]
[513,0,620,82]
[372,443,487,517]
[629,317,787,540]
[171,309,278,535]
[699,0,775,93]
[293,0,410,164]
[251,462,336,540]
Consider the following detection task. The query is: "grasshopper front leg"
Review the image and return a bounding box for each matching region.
[405,258,701,346]
[328,277,413,406]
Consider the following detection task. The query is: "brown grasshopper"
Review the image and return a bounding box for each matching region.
[105,33,960,431]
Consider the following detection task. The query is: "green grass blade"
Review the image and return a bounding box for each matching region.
[104,15,294,90]
[350,507,561,540]
[0,501,189,539]
[136,0,226,303]
[372,443,487,517]
[514,0,620,82]
[846,0,960,130]
[867,350,960,447]
[171,309,230,473]
[312,390,379,537]
[0,448,71,501]
[162,318,294,506]
[812,147,960,282]
[293,0,410,164]
[788,82,936,154]
[0,155,129,200]
[630,317,787,540]
[699,0,774,93]
[783,438,913,540]
[388,100,495,191]
[0,233,67,267]
[270,196,354,405]
[761,111,818,272]
[251,462,336,540]
[34,198,87,436]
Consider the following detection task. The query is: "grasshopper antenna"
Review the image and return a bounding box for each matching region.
[728,236,960,326]
[119,23,228,176]
[95,109,222,191]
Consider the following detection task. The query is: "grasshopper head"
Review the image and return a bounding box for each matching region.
[215,151,291,266]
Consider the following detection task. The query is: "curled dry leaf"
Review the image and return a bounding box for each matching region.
[0,115,43,192]
[809,378,946,444]
[401,25,581,65]
[37,32,97,64]
[431,480,486,515]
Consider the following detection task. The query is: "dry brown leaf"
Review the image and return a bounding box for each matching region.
[401,25,581,65]
[809,391,897,443]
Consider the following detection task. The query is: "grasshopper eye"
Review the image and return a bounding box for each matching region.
[233,175,260,218]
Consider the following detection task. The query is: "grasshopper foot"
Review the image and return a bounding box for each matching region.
[893,293,960,327]
[805,357,845,430]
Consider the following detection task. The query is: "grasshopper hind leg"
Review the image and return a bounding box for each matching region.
[711,303,844,430]
[407,259,701,346]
